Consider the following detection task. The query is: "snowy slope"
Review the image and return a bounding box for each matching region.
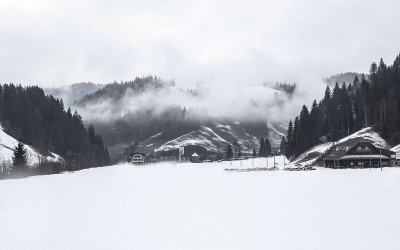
[0,126,62,167]
[136,121,260,154]
[291,142,333,166]
[1,161,399,250]
[292,127,389,166]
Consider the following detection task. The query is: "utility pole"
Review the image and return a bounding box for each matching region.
[333,143,336,169]
[380,148,382,171]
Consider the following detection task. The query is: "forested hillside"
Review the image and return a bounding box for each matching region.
[45,82,105,105]
[75,76,174,105]
[285,53,400,159]
[0,84,109,170]
[72,76,281,161]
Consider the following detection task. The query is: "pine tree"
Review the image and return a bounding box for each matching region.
[280,136,286,155]
[286,120,293,158]
[226,144,233,160]
[259,137,266,157]
[299,105,310,152]
[265,137,272,156]
[12,141,27,173]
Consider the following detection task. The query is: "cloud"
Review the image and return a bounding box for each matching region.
[0,0,399,89]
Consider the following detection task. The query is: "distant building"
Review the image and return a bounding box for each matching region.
[323,141,394,168]
[391,145,400,166]
[191,153,200,163]
[130,153,145,164]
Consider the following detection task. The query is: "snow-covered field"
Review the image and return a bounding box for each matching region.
[1,158,400,250]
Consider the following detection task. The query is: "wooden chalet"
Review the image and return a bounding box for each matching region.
[323,140,394,168]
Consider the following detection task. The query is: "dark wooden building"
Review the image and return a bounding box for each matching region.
[324,141,394,168]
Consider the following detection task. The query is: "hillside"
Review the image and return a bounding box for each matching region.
[68,77,290,161]
[44,82,105,106]
[323,72,366,86]
[0,84,108,174]
[286,53,400,161]
[136,122,260,155]
[0,125,62,170]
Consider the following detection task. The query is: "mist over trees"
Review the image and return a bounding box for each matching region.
[73,76,274,154]
[75,76,174,106]
[323,72,365,87]
[285,53,400,159]
[263,81,297,96]
[45,82,105,105]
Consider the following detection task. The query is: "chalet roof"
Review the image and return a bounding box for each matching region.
[323,139,390,161]
[192,153,199,157]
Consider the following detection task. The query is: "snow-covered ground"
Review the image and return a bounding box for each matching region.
[1,158,400,250]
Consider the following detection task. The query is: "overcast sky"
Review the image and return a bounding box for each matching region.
[1,0,399,87]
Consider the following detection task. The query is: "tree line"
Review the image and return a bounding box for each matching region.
[0,84,109,177]
[283,52,400,159]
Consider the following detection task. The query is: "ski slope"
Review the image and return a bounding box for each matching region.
[1,158,400,250]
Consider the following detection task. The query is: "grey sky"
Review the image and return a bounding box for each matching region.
[1,0,399,87]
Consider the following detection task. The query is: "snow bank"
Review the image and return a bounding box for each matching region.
[0,161,399,250]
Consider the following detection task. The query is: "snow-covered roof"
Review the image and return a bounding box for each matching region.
[192,153,199,157]
[391,144,400,152]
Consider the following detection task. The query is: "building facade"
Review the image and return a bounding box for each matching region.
[130,153,145,164]
[324,141,394,168]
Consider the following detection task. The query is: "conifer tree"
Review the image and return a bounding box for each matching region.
[265,137,272,156]
[286,120,293,158]
[12,141,27,173]
[259,137,265,157]
[226,144,233,160]
[280,136,286,155]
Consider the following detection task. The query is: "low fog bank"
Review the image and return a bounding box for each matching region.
[72,77,326,126]
[45,82,105,106]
